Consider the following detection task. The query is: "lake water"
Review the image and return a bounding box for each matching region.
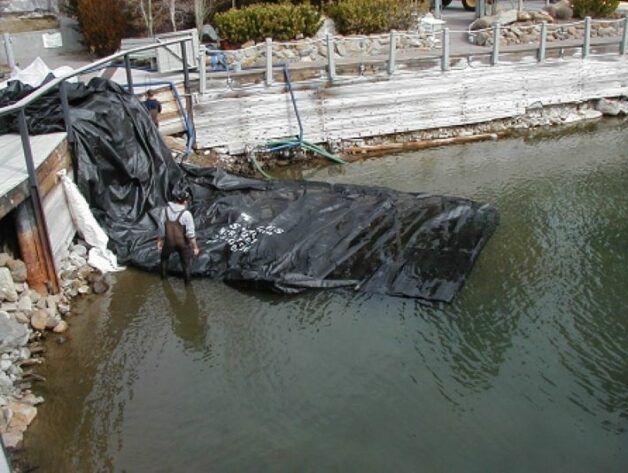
[20,120,628,472]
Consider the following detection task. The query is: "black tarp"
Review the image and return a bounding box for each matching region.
[0,78,498,302]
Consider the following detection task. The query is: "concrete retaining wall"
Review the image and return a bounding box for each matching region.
[0,16,84,67]
[193,55,628,154]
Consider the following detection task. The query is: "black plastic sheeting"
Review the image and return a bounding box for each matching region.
[1,78,498,302]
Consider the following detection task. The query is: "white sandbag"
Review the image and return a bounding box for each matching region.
[58,170,125,273]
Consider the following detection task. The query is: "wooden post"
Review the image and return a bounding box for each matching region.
[387,30,397,75]
[265,38,273,86]
[326,33,336,80]
[491,22,501,65]
[441,28,450,71]
[538,22,547,62]
[583,16,591,58]
[621,16,628,55]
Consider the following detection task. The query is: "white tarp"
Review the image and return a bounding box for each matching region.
[58,170,125,273]
[0,57,74,90]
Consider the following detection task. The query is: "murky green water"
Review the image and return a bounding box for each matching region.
[21,120,628,472]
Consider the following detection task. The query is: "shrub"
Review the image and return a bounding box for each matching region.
[77,0,129,56]
[214,2,322,45]
[572,0,620,18]
[324,0,414,35]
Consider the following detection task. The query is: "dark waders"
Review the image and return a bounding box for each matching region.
[161,211,192,284]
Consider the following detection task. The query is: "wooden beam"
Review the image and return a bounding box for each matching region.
[14,198,60,295]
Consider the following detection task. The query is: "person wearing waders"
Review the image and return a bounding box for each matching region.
[143,89,162,127]
[157,190,200,284]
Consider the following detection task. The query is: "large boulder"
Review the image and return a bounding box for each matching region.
[0,313,29,353]
[0,268,18,302]
[6,259,27,283]
[545,0,573,20]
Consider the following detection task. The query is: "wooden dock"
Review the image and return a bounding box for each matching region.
[0,132,75,293]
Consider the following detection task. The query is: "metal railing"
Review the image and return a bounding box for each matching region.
[0,35,194,294]
[202,16,628,87]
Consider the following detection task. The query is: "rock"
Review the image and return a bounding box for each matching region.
[2,431,22,449]
[57,303,71,316]
[17,295,32,315]
[1,302,17,312]
[71,244,88,258]
[14,283,25,293]
[78,285,91,295]
[596,98,621,116]
[35,298,46,309]
[495,9,519,25]
[469,16,491,31]
[552,0,573,20]
[53,320,68,333]
[45,316,59,330]
[0,315,29,353]
[12,312,29,325]
[7,400,37,431]
[30,310,48,331]
[92,279,110,295]
[0,359,11,371]
[0,268,18,302]
[0,253,13,268]
[6,259,27,283]
[517,10,532,21]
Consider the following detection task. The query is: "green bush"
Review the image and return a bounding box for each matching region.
[214,2,322,45]
[572,0,620,18]
[324,0,414,35]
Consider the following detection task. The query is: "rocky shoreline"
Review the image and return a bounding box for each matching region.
[0,242,109,451]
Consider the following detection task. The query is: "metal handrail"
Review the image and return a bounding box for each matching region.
[0,36,193,118]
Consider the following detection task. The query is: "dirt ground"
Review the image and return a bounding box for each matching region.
[0,14,59,33]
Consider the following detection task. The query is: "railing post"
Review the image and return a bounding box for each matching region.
[59,81,73,144]
[583,16,591,58]
[326,33,336,80]
[387,30,397,75]
[621,16,628,55]
[476,0,484,19]
[2,32,16,71]
[434,0,442,20]
[124,53,133,94]
[441,27,450,71]
[199,47,207,95]
[491,22,501,65]
[265,38,273,86]
[538,21,547,62]
[180,39,194,132]
[16,109,59,294]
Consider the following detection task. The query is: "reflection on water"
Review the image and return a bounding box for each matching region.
[21,120,628,472]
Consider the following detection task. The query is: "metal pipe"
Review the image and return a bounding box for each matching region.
[59,81,73,144]
[180,39,193,129]
[387,30,397,75]
[538,22,547,62]
[441,28,450,71]
[265,38,274,86]
[491,23,501,66]
[583,16,591,58]
[621,16,628,55]
[2,32,16,71]
[326,33,336,80]
[16,110,59,294]
[0,36,193,119]
[124,54,134,94]
[434,0,441,20]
